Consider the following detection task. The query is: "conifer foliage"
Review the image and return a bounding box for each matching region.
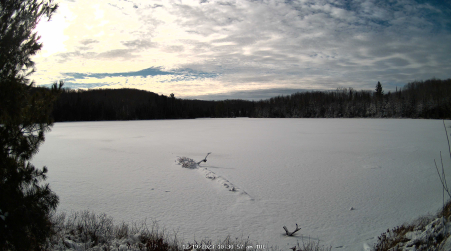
[375,81,384,99]
[0,0,62,249]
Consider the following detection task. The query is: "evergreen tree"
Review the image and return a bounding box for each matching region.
[375,81,384,99]
[0,0,62,249]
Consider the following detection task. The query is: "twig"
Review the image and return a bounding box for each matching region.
[434,155,451,198]
[434,120,451,235]
[444,120,451,161]
[283,224,301,236]
[197,152,212,165]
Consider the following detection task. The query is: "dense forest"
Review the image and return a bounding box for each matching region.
[254,78,451,119]
[51,88,254,121]
[50,78,451,121]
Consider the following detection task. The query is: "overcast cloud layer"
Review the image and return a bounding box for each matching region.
[32,0,451,100]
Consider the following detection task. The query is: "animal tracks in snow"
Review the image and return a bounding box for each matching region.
[198,167,250,196]
[176,156,252,199]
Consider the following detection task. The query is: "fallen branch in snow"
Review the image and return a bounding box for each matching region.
[283,223,301,236]
[176,153,212,168]
[197,152,212,165]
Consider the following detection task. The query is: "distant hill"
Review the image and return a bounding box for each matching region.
[49,78,451,121]
[52,88,254,121]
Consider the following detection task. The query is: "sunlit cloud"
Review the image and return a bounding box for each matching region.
[32,0,451,100]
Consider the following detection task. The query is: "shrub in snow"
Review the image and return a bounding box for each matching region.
[176,156,198,169]
[176,153,211,169]
[373,200,451,251]
[45,210,335,251]
[46,211,179,251]
[290,236,331,251]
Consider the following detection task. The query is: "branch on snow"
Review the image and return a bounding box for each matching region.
[197,152,211,165]
[283,224,301,236]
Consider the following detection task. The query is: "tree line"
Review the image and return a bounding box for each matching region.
[253,78,451,119]
[51,88,255,121]
[50,78,451,121]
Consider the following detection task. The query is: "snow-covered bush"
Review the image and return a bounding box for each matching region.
[176,156,198,169]
[45,210,335,251]
[46,211,179,251]
[373,201,451,251]
[176,153,211,169]
[292,236,331,251]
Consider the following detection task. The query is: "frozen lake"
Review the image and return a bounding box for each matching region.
[32,118,450,250]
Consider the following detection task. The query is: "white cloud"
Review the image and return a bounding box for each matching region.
[32,0,451,99]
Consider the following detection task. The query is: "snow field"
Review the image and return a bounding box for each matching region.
[31,118,451,251]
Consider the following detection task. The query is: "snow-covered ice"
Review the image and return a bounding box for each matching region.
[31,118,451,251]
[176,156,250,196]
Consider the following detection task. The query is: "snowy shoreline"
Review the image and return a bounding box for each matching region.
[45,202,451,251]
[46,209,333,251]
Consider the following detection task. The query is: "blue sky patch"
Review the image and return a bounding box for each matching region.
[62,67,218,81]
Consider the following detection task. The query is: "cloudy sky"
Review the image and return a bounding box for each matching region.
[32,0,451,100]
